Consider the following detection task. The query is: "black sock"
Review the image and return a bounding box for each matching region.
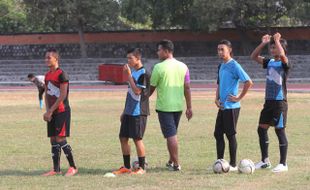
[258,127,269,161]
[51,142,61,172]
[214,133,225,159]
[227,135,237,167]
[138,157,145,169]
[59,140,76,169]
[123,155,131,169]
[275,128,288,165]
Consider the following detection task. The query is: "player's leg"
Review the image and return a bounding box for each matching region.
[272,102,288,172]
[167,135,179,169]
[214,110,225,160]
[131,139,146,174]
[256,102,272,169]
[168,111,182,170]
[51,137,61,172]
[157,111,181,171]
[223,108,240,171]
[113,115,132,174]
[120,137,131,169]
[134,139,145,167]
[273,128,288,172]
[38,88,44,109]
[42,119,62,176]
[132,116,147,174]
[55,111,78,176]
[56,136,77,176]
[226,134,237,168]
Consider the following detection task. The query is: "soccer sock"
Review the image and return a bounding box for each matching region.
[227,135,237,167]
[51,142,61,172]
[59,140,76,169]
[123,155,131,169]
[258,127,269,162]
[275,128,288,165]
[39,99,43,109]
[138,157,145,169]
[214,133,225,159]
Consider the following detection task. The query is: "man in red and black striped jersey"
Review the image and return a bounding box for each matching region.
[42,48,78,177]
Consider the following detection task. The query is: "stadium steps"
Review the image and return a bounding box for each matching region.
[0,56,309,84]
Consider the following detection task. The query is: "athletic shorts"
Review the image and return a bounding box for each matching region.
[47,111,71,137]
[259,100,287,129]
[157,110,182,138]
[119,115,147,139]
[214,108,240,136]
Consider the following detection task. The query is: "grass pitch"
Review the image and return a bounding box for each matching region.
[0,90,309,190]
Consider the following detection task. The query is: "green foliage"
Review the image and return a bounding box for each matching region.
[23,0,122,32]
[0,0,26,33]
[191,0,297,31]
[120,0,194,29]
[0,0,308,33]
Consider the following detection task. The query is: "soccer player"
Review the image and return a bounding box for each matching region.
[251,32,290,172]
[113,48,150,175]
[42,48,78,177]
[150,39,192,171]
[214,40,253,171]
[27,73,45,109]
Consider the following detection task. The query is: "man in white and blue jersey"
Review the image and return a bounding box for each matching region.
[113,48,150,175]
[251,32,290,173]
[215,40,253,171]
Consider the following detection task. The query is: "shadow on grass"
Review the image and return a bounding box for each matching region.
[0,167,217,176]
[0,169,46,176]
[0,168,114,177]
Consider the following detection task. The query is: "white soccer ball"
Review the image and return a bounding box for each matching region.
[213,159,230,174]
[131,157,148,170]
[238,159,255,174]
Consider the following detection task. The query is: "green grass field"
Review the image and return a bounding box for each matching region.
[0,90,309,190]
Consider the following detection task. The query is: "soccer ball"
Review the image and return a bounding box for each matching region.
[213,159,230,174]
[238,159,255,174]
[131,157,148,170]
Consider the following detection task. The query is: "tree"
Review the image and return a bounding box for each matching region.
[120,0,193,29]
[23,0,122,57]
[190,0,305,54]
[0,0,26,34]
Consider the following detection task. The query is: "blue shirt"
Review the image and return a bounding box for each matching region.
[124,67,150,116]
[218,59,251,109]
[263,58,290,100]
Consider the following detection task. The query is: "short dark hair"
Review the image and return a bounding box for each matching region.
[218,39,232,48]
[46,48,59,60]
[270,38,288,54]
[127,48,142,58]
[218,39,233,56]
[157,39,174,52]
[27,73,35,79]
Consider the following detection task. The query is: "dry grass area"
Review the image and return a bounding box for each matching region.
[0,90,309,190]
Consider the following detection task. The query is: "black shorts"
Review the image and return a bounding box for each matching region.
[119,115,147,139]
[47,111,71,137]
[157,110,182,138]
[214,108,240,136]
[259,100,287,129]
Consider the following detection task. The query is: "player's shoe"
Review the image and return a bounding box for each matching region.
[229,166,238,172]
[255,158,272,169]
[42,170,62,176]
[130,167,145,175]
[166,161,174,169]
[169,164,181,171]
[272,164,288,173]
[65,167,78,176]
[112,166,131,175]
